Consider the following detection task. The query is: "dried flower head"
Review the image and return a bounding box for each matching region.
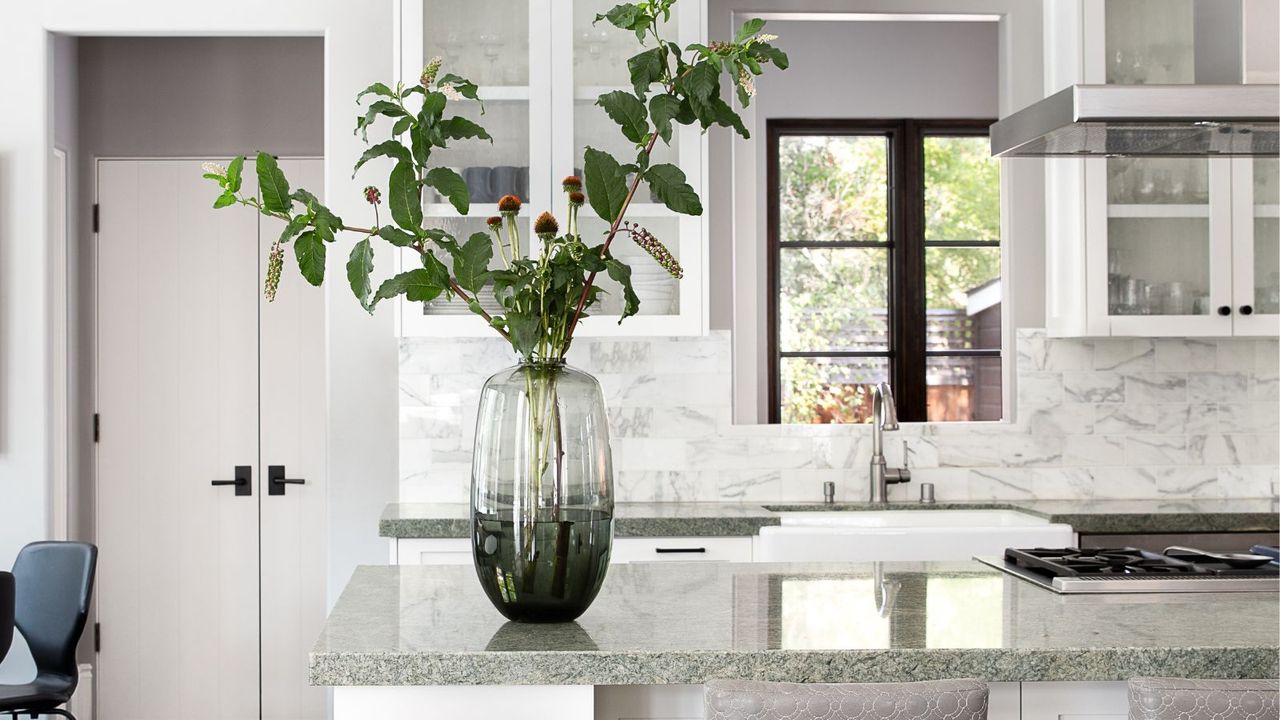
[486,215,504,228]
[737,66,756,97]
[561,175,582,191]
[420,56,443,87]
[202,162,228,177]
[497,194,522,214]
[264,241,284,302]
[364,185,382,205]
[440,85,464,102]
[568,191,585,207]
[533,211,559,237]
[708,40,734,54]
[626,222,684,279]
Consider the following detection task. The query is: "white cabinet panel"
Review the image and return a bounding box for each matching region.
[611,537,753,564]
[1021,681,1128,720]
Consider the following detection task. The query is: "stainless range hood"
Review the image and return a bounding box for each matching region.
[990,84,1280,158]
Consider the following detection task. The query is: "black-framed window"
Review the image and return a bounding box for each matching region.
[767,119,1002,424]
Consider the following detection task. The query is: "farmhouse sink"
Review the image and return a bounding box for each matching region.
[756,509,1074,563]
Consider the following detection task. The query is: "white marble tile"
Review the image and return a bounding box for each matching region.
[1023,404,1096,436]
[1122,372,1188,403]
[716,470,783,502]
[1063,371,1125,403]
[1153,338,1217,372]
[608,407,653,438]
[1031,468,1101,499]
[1215,339,1258,372]
[613,438,688,471]
[399,406,463,439]
[1215,403,1280,434]
[1188,434,1280,466]
[1061,435,1126,466]
[1093,338,1154,372]
[966,469,1034,499]
[1017,371,1064,408]
[1216,465,1280,498]
[650,332,733,374]
[1187,372,1250,403]
[579,340,653,374]
[1124,435,1188,466]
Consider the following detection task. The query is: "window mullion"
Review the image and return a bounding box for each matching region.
[892,121,927,421]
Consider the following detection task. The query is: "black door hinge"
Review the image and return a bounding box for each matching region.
[94,622,101,652]
[93,413,100,443]
[92,203,100,233]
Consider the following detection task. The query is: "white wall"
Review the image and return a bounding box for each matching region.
[706,1,1046,422]
[1,2,398,607]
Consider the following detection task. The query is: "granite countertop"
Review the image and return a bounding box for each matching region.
[310,560,1279,686]
[380,497,1280,538]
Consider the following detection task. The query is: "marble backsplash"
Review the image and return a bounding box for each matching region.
[399,330,1280,503]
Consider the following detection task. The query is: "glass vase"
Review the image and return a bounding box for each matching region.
[470,360,614,622]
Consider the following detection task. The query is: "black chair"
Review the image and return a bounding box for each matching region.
[0,571,13,664]
[0,542,97,720]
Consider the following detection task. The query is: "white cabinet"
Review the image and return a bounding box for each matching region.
[392,536,753,565]
[1044,0,1279,338]
[1020,681,1128,720]
[395,0,708,337]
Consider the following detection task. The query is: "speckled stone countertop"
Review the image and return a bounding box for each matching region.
[380,498,1279,538]
[310,561,1279,686]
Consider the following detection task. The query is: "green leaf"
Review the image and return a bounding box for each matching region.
[596,91,649,145]
[626,47,664,97]
[596,3,649,37]
[649,94,681,143]
[352,140,412,176]
[347,238,375,310]
[675,62,718,102]
[356,100,408,140]
[419,92,447,126]
[356,82,397,102]
[388,160,423,233]
[409,123,432,167]
[583,147,629,223]
[226,156,245,193]
[376,225,417,247]
[423,166,470,215]
[643,163,702,216]
[291,189,343,242]
[439,116,492,143]
[255,153,291,214]
[604,257,640,321]
[391,117,413,136]
[711,96,749,138]
[748,42,789,70]
[734,17,766,43]
[452,232,494,293]
[420,250,452,292]
[213,192,236,209]
[437,74,480,102]
[372,268,444,306]
[279,214,309,244]
[505,315,541,357]
[294,231,326,286]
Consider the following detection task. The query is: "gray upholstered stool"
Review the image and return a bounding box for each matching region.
[705,679,988,720]
[1129,678,1280,720]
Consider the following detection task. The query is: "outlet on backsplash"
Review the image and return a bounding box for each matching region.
[399,330,1279,504]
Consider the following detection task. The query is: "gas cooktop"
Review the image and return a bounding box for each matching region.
[977,547,1280,594]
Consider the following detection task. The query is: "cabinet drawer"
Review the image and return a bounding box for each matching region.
[610,537,753,563]
[397,538,472,565]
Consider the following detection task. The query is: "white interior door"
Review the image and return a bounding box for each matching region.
[96,159,262,719]
[259,158,327,720]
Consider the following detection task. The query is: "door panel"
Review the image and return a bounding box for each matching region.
[97,160,261,719]
[259,158,328,720]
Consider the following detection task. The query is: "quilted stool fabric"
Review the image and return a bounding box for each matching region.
[705,679,989,720]
[1129,678,1279,720]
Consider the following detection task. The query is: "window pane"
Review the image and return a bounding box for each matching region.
[924,136,1000,242]
[779,247,889,352]
[927,356,1001,422]
[780,356,889,424]
[925,246,1000,351]
[779,135,888,244]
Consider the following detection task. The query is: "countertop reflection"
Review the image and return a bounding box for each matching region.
[311,561,1279,686]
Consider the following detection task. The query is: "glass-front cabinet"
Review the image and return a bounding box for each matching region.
[395,0,707,337]
[1233,157,1280,335]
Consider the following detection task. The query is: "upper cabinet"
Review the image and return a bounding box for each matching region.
[1044,0,1279,338]
[395,0,708,337]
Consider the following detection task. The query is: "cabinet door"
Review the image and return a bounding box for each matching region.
[560,0,707,337]
[1020,681,1128,720]
[1087,157,1234,336]
[397,0,552,337]
[1232,157,1280,335]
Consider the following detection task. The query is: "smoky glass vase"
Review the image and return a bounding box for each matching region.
[470,360,614,622]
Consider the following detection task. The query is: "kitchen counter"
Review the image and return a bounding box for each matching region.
[310,560,1279,687]
[380,497,1280,538]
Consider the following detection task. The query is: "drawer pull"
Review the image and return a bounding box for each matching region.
[655,547,707,554]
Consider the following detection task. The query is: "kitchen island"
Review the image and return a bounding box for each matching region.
[311,560,1279,719]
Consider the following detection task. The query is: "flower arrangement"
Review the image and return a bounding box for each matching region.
[203,1,786,362]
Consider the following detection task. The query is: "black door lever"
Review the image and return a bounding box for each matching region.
[211,465,252,496]
[268,465,306,496]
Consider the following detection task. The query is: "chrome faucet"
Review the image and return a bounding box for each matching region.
[870,382,911,503]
